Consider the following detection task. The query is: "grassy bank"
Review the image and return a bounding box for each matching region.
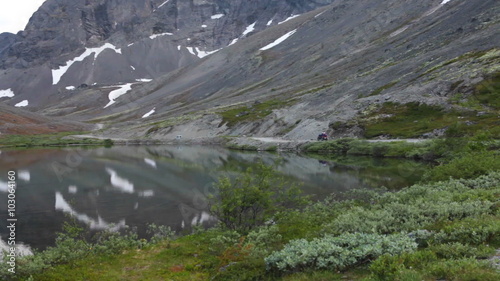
[0,132,114,148]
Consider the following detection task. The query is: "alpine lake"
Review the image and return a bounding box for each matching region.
[0,145,430,253]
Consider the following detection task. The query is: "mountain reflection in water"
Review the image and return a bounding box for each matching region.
[0,145,429,251]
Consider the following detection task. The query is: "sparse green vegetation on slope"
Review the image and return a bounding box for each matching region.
[218,99,295,127]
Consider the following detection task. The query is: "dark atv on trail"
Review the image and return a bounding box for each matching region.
[317,133,328,141]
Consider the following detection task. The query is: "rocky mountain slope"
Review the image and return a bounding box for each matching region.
[0,0,335,109]
[0,0,499,140]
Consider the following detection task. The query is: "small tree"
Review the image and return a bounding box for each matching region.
[209,162,308,232]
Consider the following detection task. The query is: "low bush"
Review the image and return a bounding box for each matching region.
[146,223,175,244]
[265,232,417,273]
[422,151,500,182]
[427,258,500,281]
[324,173,499,235]
[370,252,500,281]
[431,216,500,246]
[429,243,495,259]
[245,225,283,257]
[0,222,158,280]
[370,250,438,280]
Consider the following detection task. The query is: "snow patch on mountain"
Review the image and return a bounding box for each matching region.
[211,14,225,19]
[197,48,220,58]
[158,0,170,9]
[104,83,134,108]
[315,10,327,18]
[267,19,273,26]
[149,32,173,39]
[242,22,257,37]
[136,78,152,82]
[52,43,122,85]
[186,47,220,58]
[186,47,196,56]
[229,38,239,46]
[15,100,29,107]
[66,86,76,90]
[142,108,155,118]
[278,14,300,25]
[260,29,297,51]
[0,89,14,98]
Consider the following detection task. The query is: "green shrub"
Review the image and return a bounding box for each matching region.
[423,151,500,182]
[209,162,309,232]
[324,172,499,235]
[146,223,175,244]
[103,138,114,147]
[209,230,241,255]
[429,243,495,259]
[370,251,500,281]
[370,250,437,280]
[427,258,500,281]
[0,222,156,280]
[431,216,500,246]
[91,228,145,255]
[265,233,417,273]
[327,198,494,235]
[245,225,283,257]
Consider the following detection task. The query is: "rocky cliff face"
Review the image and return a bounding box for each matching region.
[0,0,335,69]
[0,0,336,110]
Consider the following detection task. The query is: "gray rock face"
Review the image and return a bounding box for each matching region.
[0,0,335,69]
[0,33,19,63]
[0,0,336,111]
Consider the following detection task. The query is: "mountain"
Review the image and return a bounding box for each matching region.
[0,0,499,140]
[0,0,335,108]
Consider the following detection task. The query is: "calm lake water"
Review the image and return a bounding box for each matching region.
[0,145,429,252]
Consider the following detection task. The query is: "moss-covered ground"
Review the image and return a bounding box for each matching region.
[218,99,295,127]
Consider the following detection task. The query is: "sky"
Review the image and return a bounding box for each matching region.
[0,0,46,33]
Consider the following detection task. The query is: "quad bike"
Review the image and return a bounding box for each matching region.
[317,134,328,141]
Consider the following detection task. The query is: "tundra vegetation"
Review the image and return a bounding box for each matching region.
[0,132,114,148]
[1,131,499,281]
